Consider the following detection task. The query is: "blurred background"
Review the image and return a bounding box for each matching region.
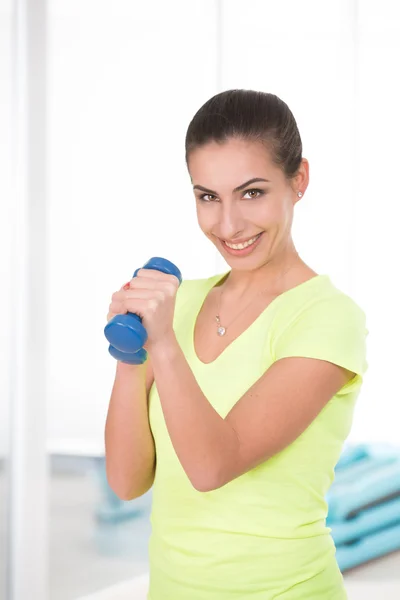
[1,0,400,599]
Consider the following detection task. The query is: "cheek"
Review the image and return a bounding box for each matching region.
[245,202,278,225]
[196,205,214,233]
[255,198,286,225]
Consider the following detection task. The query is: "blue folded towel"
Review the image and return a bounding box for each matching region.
[330,496,400,545]
[336,522,400,571]
[334,444,370,470]
[326,443,400,571]
[327,459,400,522]
[332,447,398,487]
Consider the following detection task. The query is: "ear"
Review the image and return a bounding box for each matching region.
[292,158,309,200]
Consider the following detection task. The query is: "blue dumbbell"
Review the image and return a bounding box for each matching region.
[107,345,148,365]
[104,257,182,364]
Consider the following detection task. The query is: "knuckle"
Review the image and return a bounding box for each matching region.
[148,298,158,312]
[166,282,177,295]
[167,274,178,286]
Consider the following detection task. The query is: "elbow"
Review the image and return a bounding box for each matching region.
[107,478,138,501]
[192,480,219,493]
[106,470,155,501]
[108,480,152,501]
[113,486,140,501]
[191,478,212,493]
[189,442,240,492]
[190,467,228,493]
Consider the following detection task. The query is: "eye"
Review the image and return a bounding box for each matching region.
[198,188,265,202]
[243,188,265,199]
[199,193,218,202]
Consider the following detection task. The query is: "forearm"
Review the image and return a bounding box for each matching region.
[149,333,239,491]
[105,361,155,500]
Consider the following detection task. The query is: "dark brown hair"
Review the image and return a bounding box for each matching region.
[185,89,303,181]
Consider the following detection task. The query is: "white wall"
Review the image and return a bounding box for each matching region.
[6,0,398,453]
[0,1,12,458]
[0,6,12,599]
[46,0,220,453]
[216,0,400,445]
[219,1,358,280]
[348,0,400,443]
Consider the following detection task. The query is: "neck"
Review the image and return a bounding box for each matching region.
[222,246,304,298]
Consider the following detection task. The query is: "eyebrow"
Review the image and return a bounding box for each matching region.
[193,178,271,196]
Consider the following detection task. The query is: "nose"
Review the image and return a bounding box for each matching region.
[216,200,246,241]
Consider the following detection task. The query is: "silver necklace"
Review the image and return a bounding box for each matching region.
[215,259,299,337]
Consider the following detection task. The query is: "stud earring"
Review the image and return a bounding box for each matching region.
[297,191,303,198]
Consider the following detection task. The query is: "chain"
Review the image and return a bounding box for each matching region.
[215,255,300,336]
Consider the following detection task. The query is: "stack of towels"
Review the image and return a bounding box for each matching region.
[327,443,400,571]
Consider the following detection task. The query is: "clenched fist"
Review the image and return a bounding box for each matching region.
[107,269,180,348]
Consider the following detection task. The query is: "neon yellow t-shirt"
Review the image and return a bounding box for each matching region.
[147,272,368,599]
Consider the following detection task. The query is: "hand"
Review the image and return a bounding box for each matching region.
[106,280,132,323]
[107,268,180,348]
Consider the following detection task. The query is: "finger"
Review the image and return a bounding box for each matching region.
[112,289,126,302]
[128,277,178,298]
[123,297,161,319]
[108,299,126,316]
[113,287,161,304]
[135,268,179,287]
[129,277,168,290]
[124,289,164,302]
[107,310,124,322]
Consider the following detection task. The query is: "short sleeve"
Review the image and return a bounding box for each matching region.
[173,279,193,326]
[172,277,209,328]
[272,294,369,395]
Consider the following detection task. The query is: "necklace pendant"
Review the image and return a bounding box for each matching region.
[215,315,226,336]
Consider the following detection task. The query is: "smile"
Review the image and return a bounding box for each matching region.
[224,233,262,250]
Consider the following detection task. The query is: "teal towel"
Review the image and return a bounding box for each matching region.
[330,495,400,545]
[336,522,400,571]
[328,459,400,522]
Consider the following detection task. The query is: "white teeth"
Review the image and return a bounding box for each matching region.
[225,234,261,250]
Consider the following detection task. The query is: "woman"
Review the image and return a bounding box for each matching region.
[105,90,368,599]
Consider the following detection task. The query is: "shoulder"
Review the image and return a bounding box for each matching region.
[272,275,367,337]
[270,276,369,379]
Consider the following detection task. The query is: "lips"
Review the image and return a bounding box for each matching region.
[220,231,265,256]
[222,233,262,249]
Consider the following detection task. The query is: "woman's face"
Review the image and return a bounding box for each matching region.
[188,138,308,270]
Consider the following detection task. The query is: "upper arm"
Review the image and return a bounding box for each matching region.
[223,357,354,483]
[218,294,368,487]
